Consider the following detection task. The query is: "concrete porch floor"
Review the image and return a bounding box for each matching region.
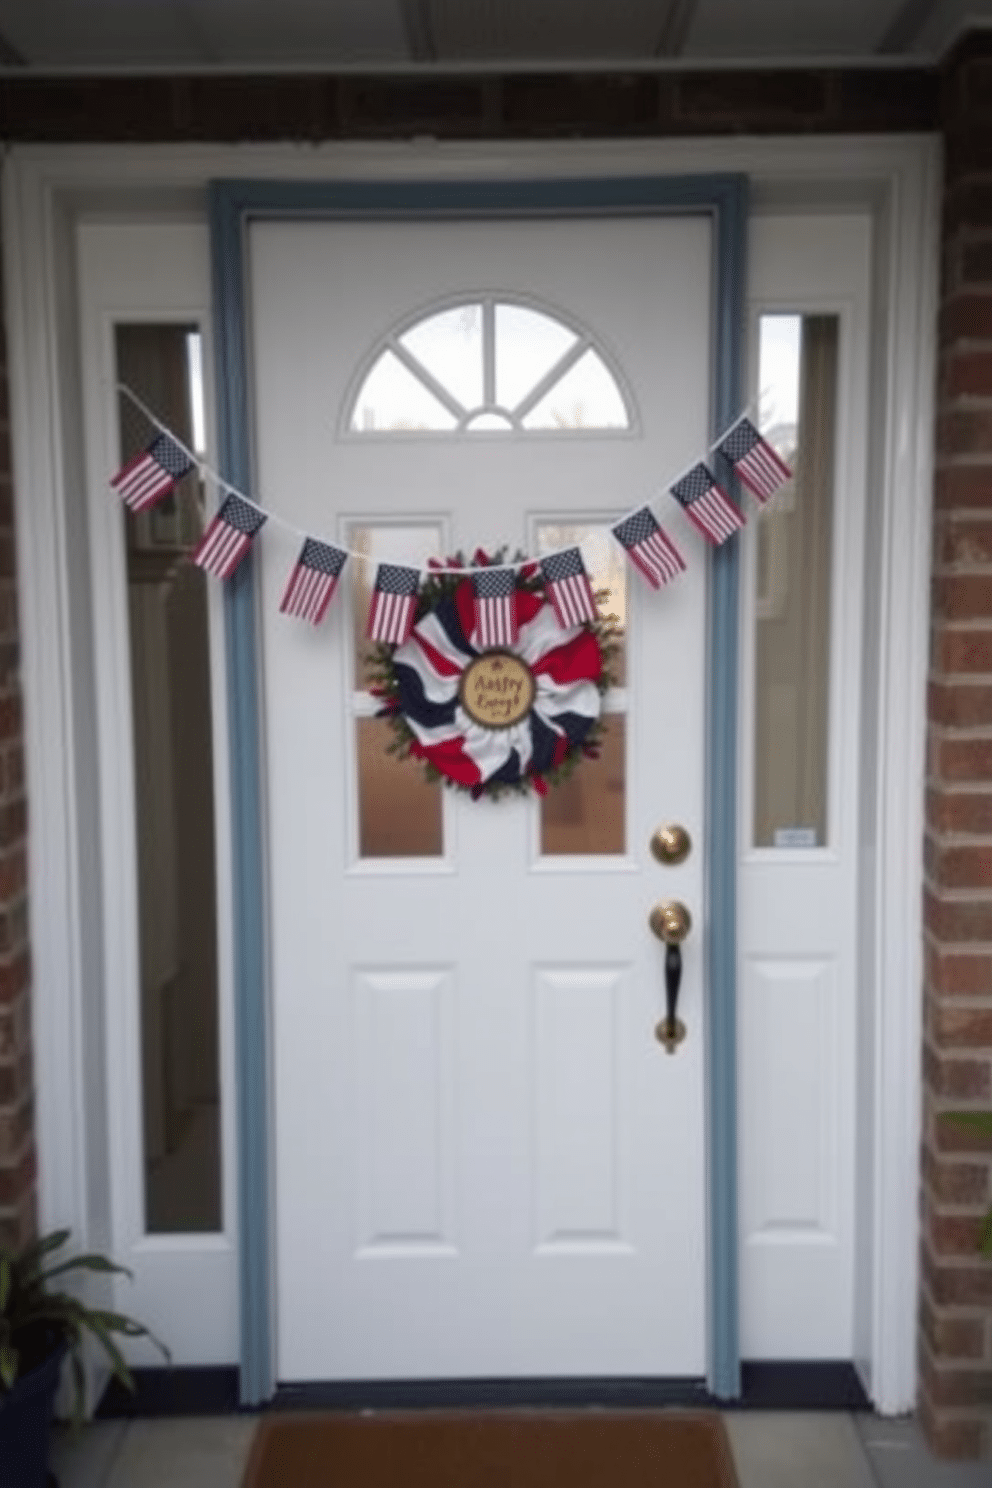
[50,1412,992,1488]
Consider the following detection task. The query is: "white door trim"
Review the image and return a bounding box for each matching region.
[1,134,939,1411]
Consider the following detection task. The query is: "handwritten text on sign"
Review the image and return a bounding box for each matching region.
[459,651,536,729]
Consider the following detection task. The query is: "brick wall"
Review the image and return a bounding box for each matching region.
[920,32,992,1460]
[0,239,34,1254]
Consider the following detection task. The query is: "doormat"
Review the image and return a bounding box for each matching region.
[242,1410,739,1488]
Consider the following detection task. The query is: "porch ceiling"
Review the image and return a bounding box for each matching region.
[0,0,983,71]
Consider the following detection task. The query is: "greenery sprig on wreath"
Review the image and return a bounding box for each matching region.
[368,548,621,801]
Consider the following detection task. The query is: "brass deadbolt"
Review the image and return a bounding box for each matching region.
[650,824,692,866]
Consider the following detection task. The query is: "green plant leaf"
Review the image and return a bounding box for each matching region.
[40,1254,133,1284]
[12,1228,71,1279]
[91,1310,170,1364]
[68,1349,86,1432]
[80,1311,134,1390]
[0,1341,19,1390]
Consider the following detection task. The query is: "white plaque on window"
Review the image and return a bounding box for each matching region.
[773,827,818,848]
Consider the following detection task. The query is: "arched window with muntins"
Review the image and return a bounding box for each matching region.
[344,296,635,436]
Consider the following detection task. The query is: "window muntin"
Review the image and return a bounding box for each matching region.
[347,297,633,436]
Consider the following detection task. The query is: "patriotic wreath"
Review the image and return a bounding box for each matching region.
[370,553,619,800]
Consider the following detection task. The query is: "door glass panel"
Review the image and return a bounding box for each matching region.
[399,304,484,409]
[115,324,222,1233]
[357,717,444,858]
[522,350,629,430]
[535,524,626,855]
[350,523,444,858]
[350,350,459,433]
[541,715,626,856]
[494,303,578,409]
[752,314,838,849]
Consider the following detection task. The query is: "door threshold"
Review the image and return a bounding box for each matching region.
[96,1363,868,1417]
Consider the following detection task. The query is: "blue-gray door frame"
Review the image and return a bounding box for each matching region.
[209,173,746,1406]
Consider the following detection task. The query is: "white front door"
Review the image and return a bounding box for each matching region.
[249,212,714,1382]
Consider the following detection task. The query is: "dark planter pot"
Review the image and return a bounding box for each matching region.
[0,1335,66,1488]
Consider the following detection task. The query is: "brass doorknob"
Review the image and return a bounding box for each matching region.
[650,824,691,865]
[649,900,692,945]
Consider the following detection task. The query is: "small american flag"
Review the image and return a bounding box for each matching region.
[612,507,686,590]
[192,494,267,579]
[368,564,420,645]
[541,547,598,627]
[279,538,348,625]
[111,432,194,513]
[670,462,745,545]
[473,566,519,648]
[714,416,792,504]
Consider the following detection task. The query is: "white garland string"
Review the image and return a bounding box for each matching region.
[117,381,756,577]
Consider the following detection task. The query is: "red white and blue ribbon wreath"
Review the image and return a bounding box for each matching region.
[369,560,618,800]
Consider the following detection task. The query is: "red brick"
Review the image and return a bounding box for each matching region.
[940,408,992,456]
[0,952,29,1007]
[924,1149,991,1205]
[926,892,992,945]
[961,239,992,288]
[920,1352,992,1408]
[937,516,992,565]
[933,733,992,783]
[926,1261,992,1308]
[945,351,992,398]
[0,1143,34,1205]
[935,465,992,510]
[928,789,992,834]
[933,574,992,622]
[921,1298,987,1360]
[930,679,992,725]
[0,846,27,901]
[919,1394,987,1460]
[0,798,27,850]
[927,947,992,997]
[0,899,27,956]
[940,293,992,345]
[933,625,992,673]
[924,1045,992,1099]
[933,843,992,890]
[929,1211,991,1257]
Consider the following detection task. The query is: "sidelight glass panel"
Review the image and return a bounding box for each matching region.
[752,314,838,849]
[116,324,221,1233]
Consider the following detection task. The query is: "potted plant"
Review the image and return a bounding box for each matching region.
[0,1228,169,1488]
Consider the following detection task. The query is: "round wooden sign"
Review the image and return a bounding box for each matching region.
[459,651,536,730]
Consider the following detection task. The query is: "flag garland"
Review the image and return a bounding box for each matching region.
[473,566,519,648]
[714,415,793,504]
[280,538,348,625]
[612,507,686,590]
[192,494,267,578]
[111,432,195,513]
[669,462,745,546]
[540,547,599,626]
[367,564,421,645]
[109,383,792,639]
